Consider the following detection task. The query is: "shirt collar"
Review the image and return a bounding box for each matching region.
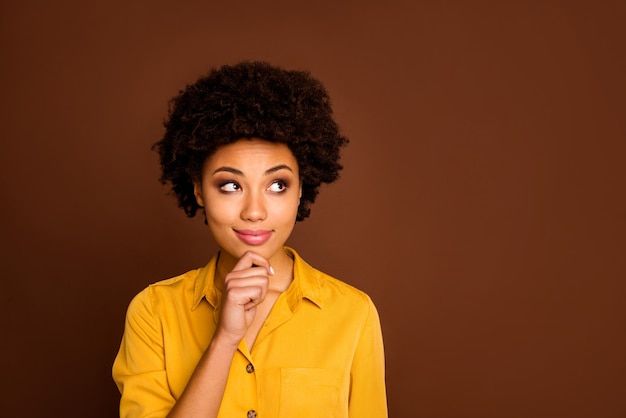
[191,246,323,311]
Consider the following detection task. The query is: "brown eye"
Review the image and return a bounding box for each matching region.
[268,180,287,192]
[220,181,241,192]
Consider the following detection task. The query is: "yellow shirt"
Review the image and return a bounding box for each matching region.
[112,247,387,418]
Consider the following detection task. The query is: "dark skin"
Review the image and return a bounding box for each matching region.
[168,139,301,417]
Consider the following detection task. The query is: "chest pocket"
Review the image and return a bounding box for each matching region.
[279,368,342,418]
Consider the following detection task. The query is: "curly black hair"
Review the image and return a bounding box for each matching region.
[153,61,349,221]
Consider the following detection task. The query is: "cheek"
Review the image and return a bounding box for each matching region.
[278,195,301,221]
[205,198,237,223]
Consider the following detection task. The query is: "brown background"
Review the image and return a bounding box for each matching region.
[1,1,625,417]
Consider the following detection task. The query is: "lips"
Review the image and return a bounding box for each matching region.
[234,229,273,245]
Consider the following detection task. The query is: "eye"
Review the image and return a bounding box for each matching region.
[219,181,241,193]
[267,180,287,193]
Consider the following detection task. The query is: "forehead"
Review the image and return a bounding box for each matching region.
[203,138,298,172]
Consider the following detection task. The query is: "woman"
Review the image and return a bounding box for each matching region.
[113,61,387,418]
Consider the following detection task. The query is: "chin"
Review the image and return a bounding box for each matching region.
[220,242,281,261]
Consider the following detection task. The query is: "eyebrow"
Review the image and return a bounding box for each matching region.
[212,164,294,176]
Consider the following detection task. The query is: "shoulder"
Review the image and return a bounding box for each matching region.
[296,259,383,342]
[148,268,201,292]
[290,247,376,316]
[317,270,379,318]
[317,269,371,302]
[125,267,205,317]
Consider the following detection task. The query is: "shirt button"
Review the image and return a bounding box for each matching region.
[247,410,257,418]
[246,363,255,373]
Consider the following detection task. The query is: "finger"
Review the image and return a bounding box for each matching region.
[225,276,269,292]
[225,285,265,309]
[225,277,269,303]
[243,300,258,311]
[225,266,272,282]
[231,251,274,275]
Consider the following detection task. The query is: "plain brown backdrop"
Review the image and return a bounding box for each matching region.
[1,1,624,417]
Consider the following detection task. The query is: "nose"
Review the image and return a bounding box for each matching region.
[241,190,267,221]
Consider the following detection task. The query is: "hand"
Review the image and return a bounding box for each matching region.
[215,251,273,346]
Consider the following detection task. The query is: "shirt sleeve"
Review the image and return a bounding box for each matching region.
[349,295,388,417]
[112,288,175,418]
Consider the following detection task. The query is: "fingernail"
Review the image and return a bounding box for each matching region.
[269,266,275,275]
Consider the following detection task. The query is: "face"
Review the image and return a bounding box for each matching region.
[194,138,302,264]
